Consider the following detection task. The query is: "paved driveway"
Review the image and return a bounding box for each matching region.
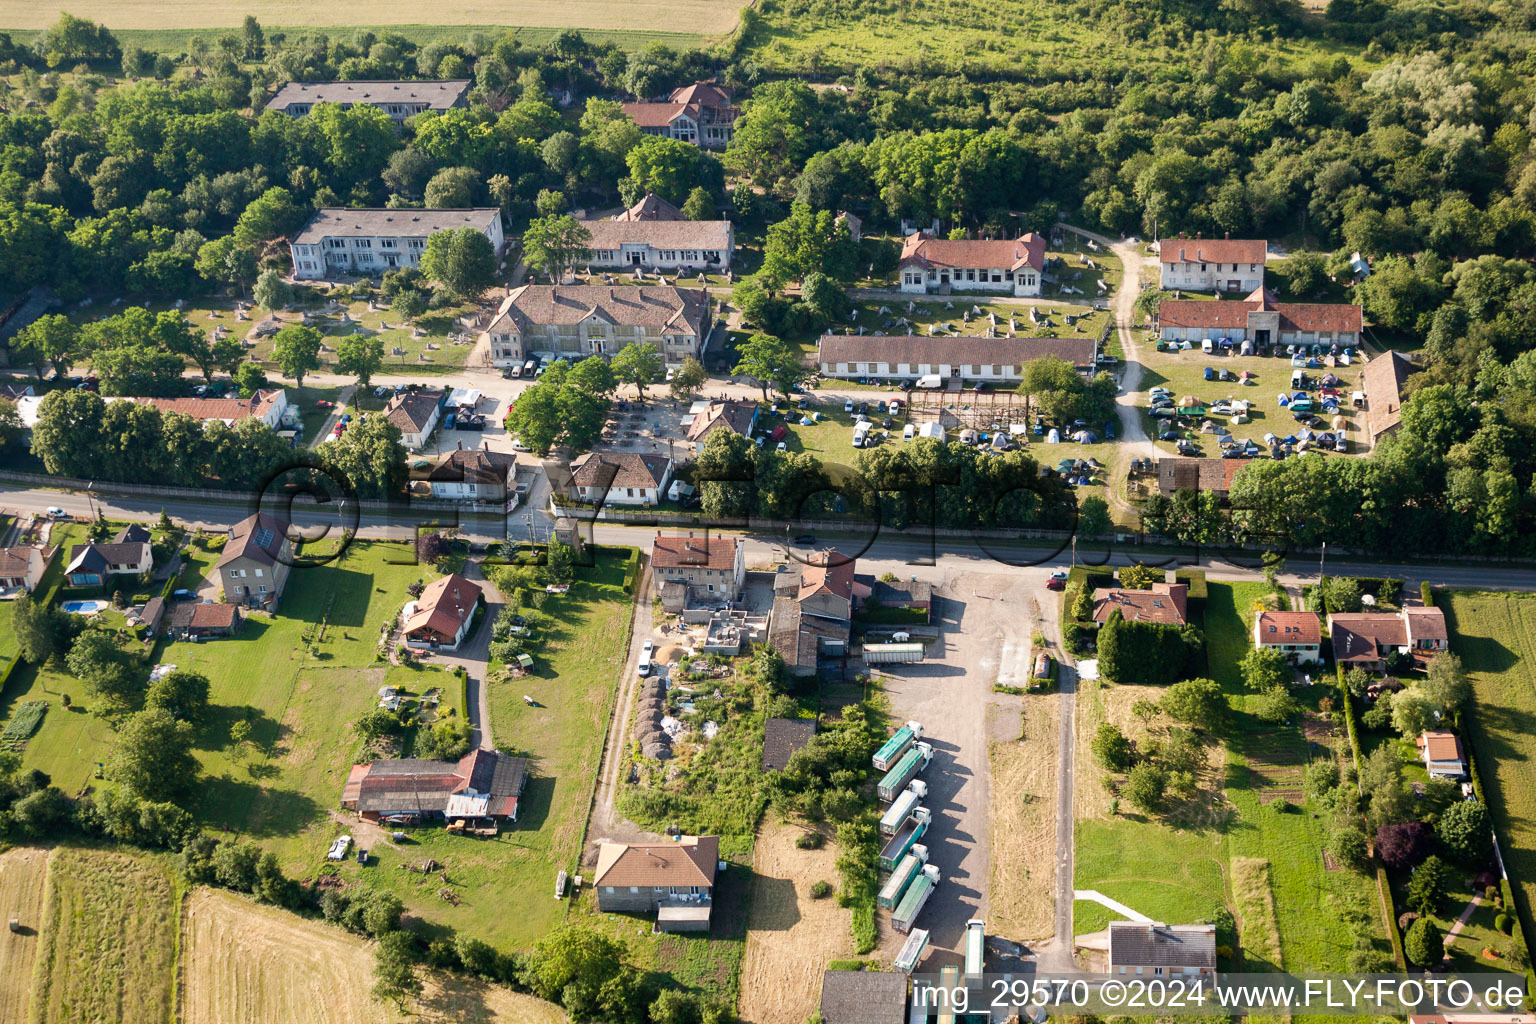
[427,559,502,751]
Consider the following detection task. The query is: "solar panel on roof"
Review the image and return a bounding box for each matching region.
[254,527,275,549]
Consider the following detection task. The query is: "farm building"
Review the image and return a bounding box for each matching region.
[1108,921,1217,978]
[1158,235,1267,292]
[264,79,470,121]
[897,231,1046,297]
[623,82,738,149]
[818,970,909,1024]
[592,835,719,930]
[1252,610,1322,665]
[342,748,528,823]
[815,335,1097,384]
[288,207,504,280]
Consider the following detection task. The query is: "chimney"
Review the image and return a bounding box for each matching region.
[457,440,463,451]
[1224,231,1230,239]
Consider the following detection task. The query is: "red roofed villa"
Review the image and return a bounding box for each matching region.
[623,81,738,149]
[898,231,1046,297]
[1091,582,1189,626]
[1253,610,1322,665]
[402,573,483,651]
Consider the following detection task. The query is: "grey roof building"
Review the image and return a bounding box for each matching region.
[1107,921,1217,976]
[289,208,505,281]
[819,970,908,1024]
[265,80,471,121]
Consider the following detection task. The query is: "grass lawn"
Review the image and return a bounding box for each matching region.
[845,296,1110,341]
[30,846,179,1024]
[1073,817,1228,935]
[246,299,483,374]
[1441,591,1536,945]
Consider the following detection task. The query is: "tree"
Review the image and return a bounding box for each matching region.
[1404,916,1444,968]
[234,362,268,397]
[12,594,70,665]
[108,707,197,803]
[272,325,323,388]
[145,669,210,724]
[1160,678,1228,732]
[1091,722,1133,771]
[1422,652,1472,712]
[760,202,859,284]
[1241,646,1289,692]
[527,926,627,1005]
[253,268,295,311]
[1078,495,1111,537]
[1017,356,1116,426]
[233,187,305,248]
[732,333,806,401]
[669,356,707,399]
[13,314,79,378]
[1436,800,1493,865]
[35,12,120,67]
[1118,563,1162,590]
[1125,762,1168,814]
[195,235,259,296]
[1252,685,1300,725]
[681,187,717,221]
[424,166,480,208]
[322,416,407,500]
[610,342,663,399]
[420,226,498,297]
[622,135,703,205]
[1390,688,1438,737]
[546,541,575,586]
[800,271,852,327]
[1407,855,1449,916]
[336,333,386,392]
[66,629,137,705]
[522,214,592,282]
[372,931,422,1007]
[1329,824,1370,872]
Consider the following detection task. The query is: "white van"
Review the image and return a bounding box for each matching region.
[853,421,873,447]
[637,639,654,677]
[915,374,943,389]
[1201,338,1214,354]
[903,423,916,441]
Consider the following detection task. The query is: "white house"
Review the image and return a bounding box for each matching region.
[426,447,518,501]
[134,389,289,430]
[264,79,470,122]
[897,232,1046,296]
[288,208,504,280]
[1158,236,1267,292]
[567,452,672,506]
[1107,922,1216,980]
[402,572,483,650]
[483,285,710,369]
[383,389,443,449]
[1252,610,1322,665]
[1417,730,1467,780]
[1156,289,1362,348]
[578,195,733,272]
[816,335,1096,385]
[623,82,738,149]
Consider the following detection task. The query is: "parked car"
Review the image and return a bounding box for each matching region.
[45,506,69,520]
[776,440,788,451]
[793,534,816,545]
[171,588,196,600]
[844,399,855,413]
[1045,576,1066,591]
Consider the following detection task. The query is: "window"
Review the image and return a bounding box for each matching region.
[258,584,268,593]
[604,886,614,893]
[355,239,372,249]
[255,569,264,577]
[629,886,639,894]
[381,239,396,249]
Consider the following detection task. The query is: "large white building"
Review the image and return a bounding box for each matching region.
[816,335,1097,385]
[484,285,710,369]
[1156,288,1362,348]
[578,194,733,272]
[897,232,1046,297]
[264,80,471,122]
[288,208,504,280]
[1158,236,1267,292]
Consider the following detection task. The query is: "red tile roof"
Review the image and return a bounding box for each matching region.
[593,835,719,888]
[488,285,709,335]
[1403,605,1447,643]
[899,231,1046,272]
[189,602,240,630]
[1159,237,1267,265]
[1361,350,1416,439]
[613,194,684,222]
[1092,583,1189,626]
[130,389,285,424]
[1255,610,1321,647]
[404,573,482,642]
[1157,288,1361,334]
[1328,612,1407,662]
[799,549,856,602]
[1417,730,1464,763]
[570,452,671,490]
[652,533,740,571]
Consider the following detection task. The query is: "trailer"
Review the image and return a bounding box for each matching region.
[872,722,923,772]
[933,965,961,1024]
[964,919,986,975]
[879,806,931,870]
[893,864,941,934]
[878,843,929,910]
[878,742,934,803]
[863,641,926,665]
[894,928,930,974]
[879,780,929,835]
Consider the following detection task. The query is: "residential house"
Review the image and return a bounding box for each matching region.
[402,573,483,650]
[1417,730,1467,780]
[567,452,673,506]
[1158,235,1267,292]
[1091,583,1189,627]
[484,285,711,369]
[65,535,151,587]
[1107,921,1217,979]
[818,970,909,1024]
[1156,288,1362,348]
[1253,610,1322,665]
[835,211,862,244]
[897,231,1046,296]
[623,82,738,149]
[216,512,293,608]
[798,549,859,622]
[342,748,528,823]
[426,447,519,502]
[169,601,244,639]
[384,389,444,449]
[1360,350,1417,443]
[288,208,504,280]
[1328,606,1448,671]
[132,389,289,430]
[578,196,733,272]
[816,335,1097,385]
[1156,456,1252,498]
[592,835,719,931]
[265,79,471,121]
[650,532,745,602]
[762,718,817,772]
[684,399,758,446]
[0,545,48,594]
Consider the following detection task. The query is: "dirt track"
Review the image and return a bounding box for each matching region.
[737,821,854,1024]
[0,847,49,1024]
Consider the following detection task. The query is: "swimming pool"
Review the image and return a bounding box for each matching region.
[60,599,107,615]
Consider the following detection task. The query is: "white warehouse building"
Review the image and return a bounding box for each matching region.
[288,208,505,280]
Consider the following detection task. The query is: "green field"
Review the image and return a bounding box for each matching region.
[1442,591,1536,943]
[29,847,179,1024]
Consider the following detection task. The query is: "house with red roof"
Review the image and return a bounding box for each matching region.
[651,532,745,602]
[623,82,738,149]
[898,231,1047,297]
[1158,235,1268,292]
[402,573,483,650]
[1156,287,1362,349]
[1253,610,1322,665]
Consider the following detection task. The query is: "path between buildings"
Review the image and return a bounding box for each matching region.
[1073,889,1153,923]
[429,558,503,752]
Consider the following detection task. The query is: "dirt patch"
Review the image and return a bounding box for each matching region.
[182,888,566,1024]
[0,847,50,1024]
[986,696,1058,941]
[737,821,854,1024]
[1243,730,1307,804]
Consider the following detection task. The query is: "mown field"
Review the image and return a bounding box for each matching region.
[1442,591,1536,941]
[2,2,736,39]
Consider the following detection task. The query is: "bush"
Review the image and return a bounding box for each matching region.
[810,880,833,899]
[1421,581,1434,607]
[1272,798,1295,813]
[795,831,825,850]
[1496,913,1514,935]
[1405,917,1444,968]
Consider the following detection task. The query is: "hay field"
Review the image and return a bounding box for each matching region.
[29,848,178,1024]
[0,848,50,1024]
[986,697,1058,942]
[4,1,744,34]
[737,821,853,1024]
[182,887,567,1024]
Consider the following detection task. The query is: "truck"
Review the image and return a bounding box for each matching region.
[894,928,930,974]
[878,741,934,803]
[879,780,928,835]
[879,806,931,870]
[872,722,923,772]
[877,843,929,910]
[935,965,961,1024]
[964,919,986,976]
[892,864,941,934]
